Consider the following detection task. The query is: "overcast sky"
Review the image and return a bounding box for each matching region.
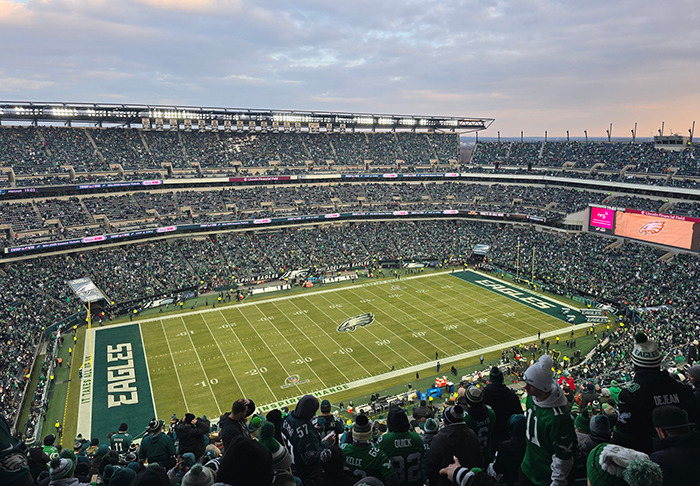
[1,0,698,138]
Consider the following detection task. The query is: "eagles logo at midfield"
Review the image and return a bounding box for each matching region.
[337,313,375,332]
[639,221,665,235]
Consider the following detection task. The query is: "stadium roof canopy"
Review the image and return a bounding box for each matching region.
[0,101,494,133]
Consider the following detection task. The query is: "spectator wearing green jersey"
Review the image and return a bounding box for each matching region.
[377,406,426,486]
[282,394,324,482]
[42,434,58,457]
[109,423,133,455]
[462,386,497,463]
[340,414,399,486]
[520,354,576,486]
[139,419,176,470]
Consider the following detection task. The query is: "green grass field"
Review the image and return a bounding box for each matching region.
[72,271,584,437]
[77,269,585,439]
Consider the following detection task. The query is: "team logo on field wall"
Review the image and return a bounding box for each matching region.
[337,313,375,332]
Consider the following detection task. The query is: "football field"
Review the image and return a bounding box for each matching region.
[79,270,585,439]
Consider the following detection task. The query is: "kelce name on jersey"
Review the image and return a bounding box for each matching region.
[346,456,364,467]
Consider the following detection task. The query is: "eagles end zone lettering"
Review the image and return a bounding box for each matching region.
[474,279,554,310]
[106,343,139,408]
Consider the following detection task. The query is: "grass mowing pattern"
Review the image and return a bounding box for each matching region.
[139,271,571,420]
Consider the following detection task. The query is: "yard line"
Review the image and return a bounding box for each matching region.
[232,307,304,394]
[284,299,372,377]
[299,295,393,370]
[180,317,224,416]
[270,301,351,383]
[258,325,573,413]
[125,271,457,329]
[216,310,277,400]
[197,313,247,400]
[314,292,413,367]
[333,287,446,361]
[348,280,479,352]
[408,275,536,337]
[158,320,189,411]
[254,305,328,389]
[398,278,523,346]
[342,285,453,357]
[431,275,559,336]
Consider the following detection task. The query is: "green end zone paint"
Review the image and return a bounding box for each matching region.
[452,270,587,325]
[77,323,155,442]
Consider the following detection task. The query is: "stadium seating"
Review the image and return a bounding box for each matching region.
[1,126,699,486]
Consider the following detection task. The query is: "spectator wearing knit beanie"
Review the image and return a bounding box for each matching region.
[421,417,439,447]
[586,443,662,486]
[48,450,79,483]
[377,407,425,486]
[483,365,523,448]
[612,333,696,454]
[181,463,215,486]
[521,354,576,486]
[259,421,293,473]
[426,405,483,486]
[462,386,497,463]
[339,415,398,486]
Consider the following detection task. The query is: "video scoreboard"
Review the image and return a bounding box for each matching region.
[588,206,700,252]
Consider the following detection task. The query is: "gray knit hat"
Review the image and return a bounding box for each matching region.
[443,405,464,425]
[49,453,75,480]
[352,414,373,441]
[181,464,215,486]
[631,333,662,368]
[465,386,484,404]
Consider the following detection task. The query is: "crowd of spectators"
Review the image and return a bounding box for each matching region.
[4,320,699,485]
[0,126,459,176]
[1,127,699,485]
[1,127,699,192]
[471,140,700,182]
[3,181,678,246]
[1,220,699,434]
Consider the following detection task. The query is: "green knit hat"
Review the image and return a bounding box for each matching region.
[574,413,590,434]
[247,415,264,434]
[587,443,662,486]
[258,421,292,471]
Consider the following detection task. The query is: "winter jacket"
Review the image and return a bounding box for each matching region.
[138,431,176,468]
[282,396,323,482]
[649,430,700,486]
[425,422,483,486]
[483,382,522,447]
[175,419,211,459]
[613,368,697,453]
[219,413,250,453]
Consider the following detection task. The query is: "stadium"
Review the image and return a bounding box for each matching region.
[1,98,698,485]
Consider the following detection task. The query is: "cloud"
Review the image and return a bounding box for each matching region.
[0,0,698,135]
[0,76,53,91]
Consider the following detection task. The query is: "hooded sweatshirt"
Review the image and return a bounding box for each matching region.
[282,395,322,482]
[521,381,576,486]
